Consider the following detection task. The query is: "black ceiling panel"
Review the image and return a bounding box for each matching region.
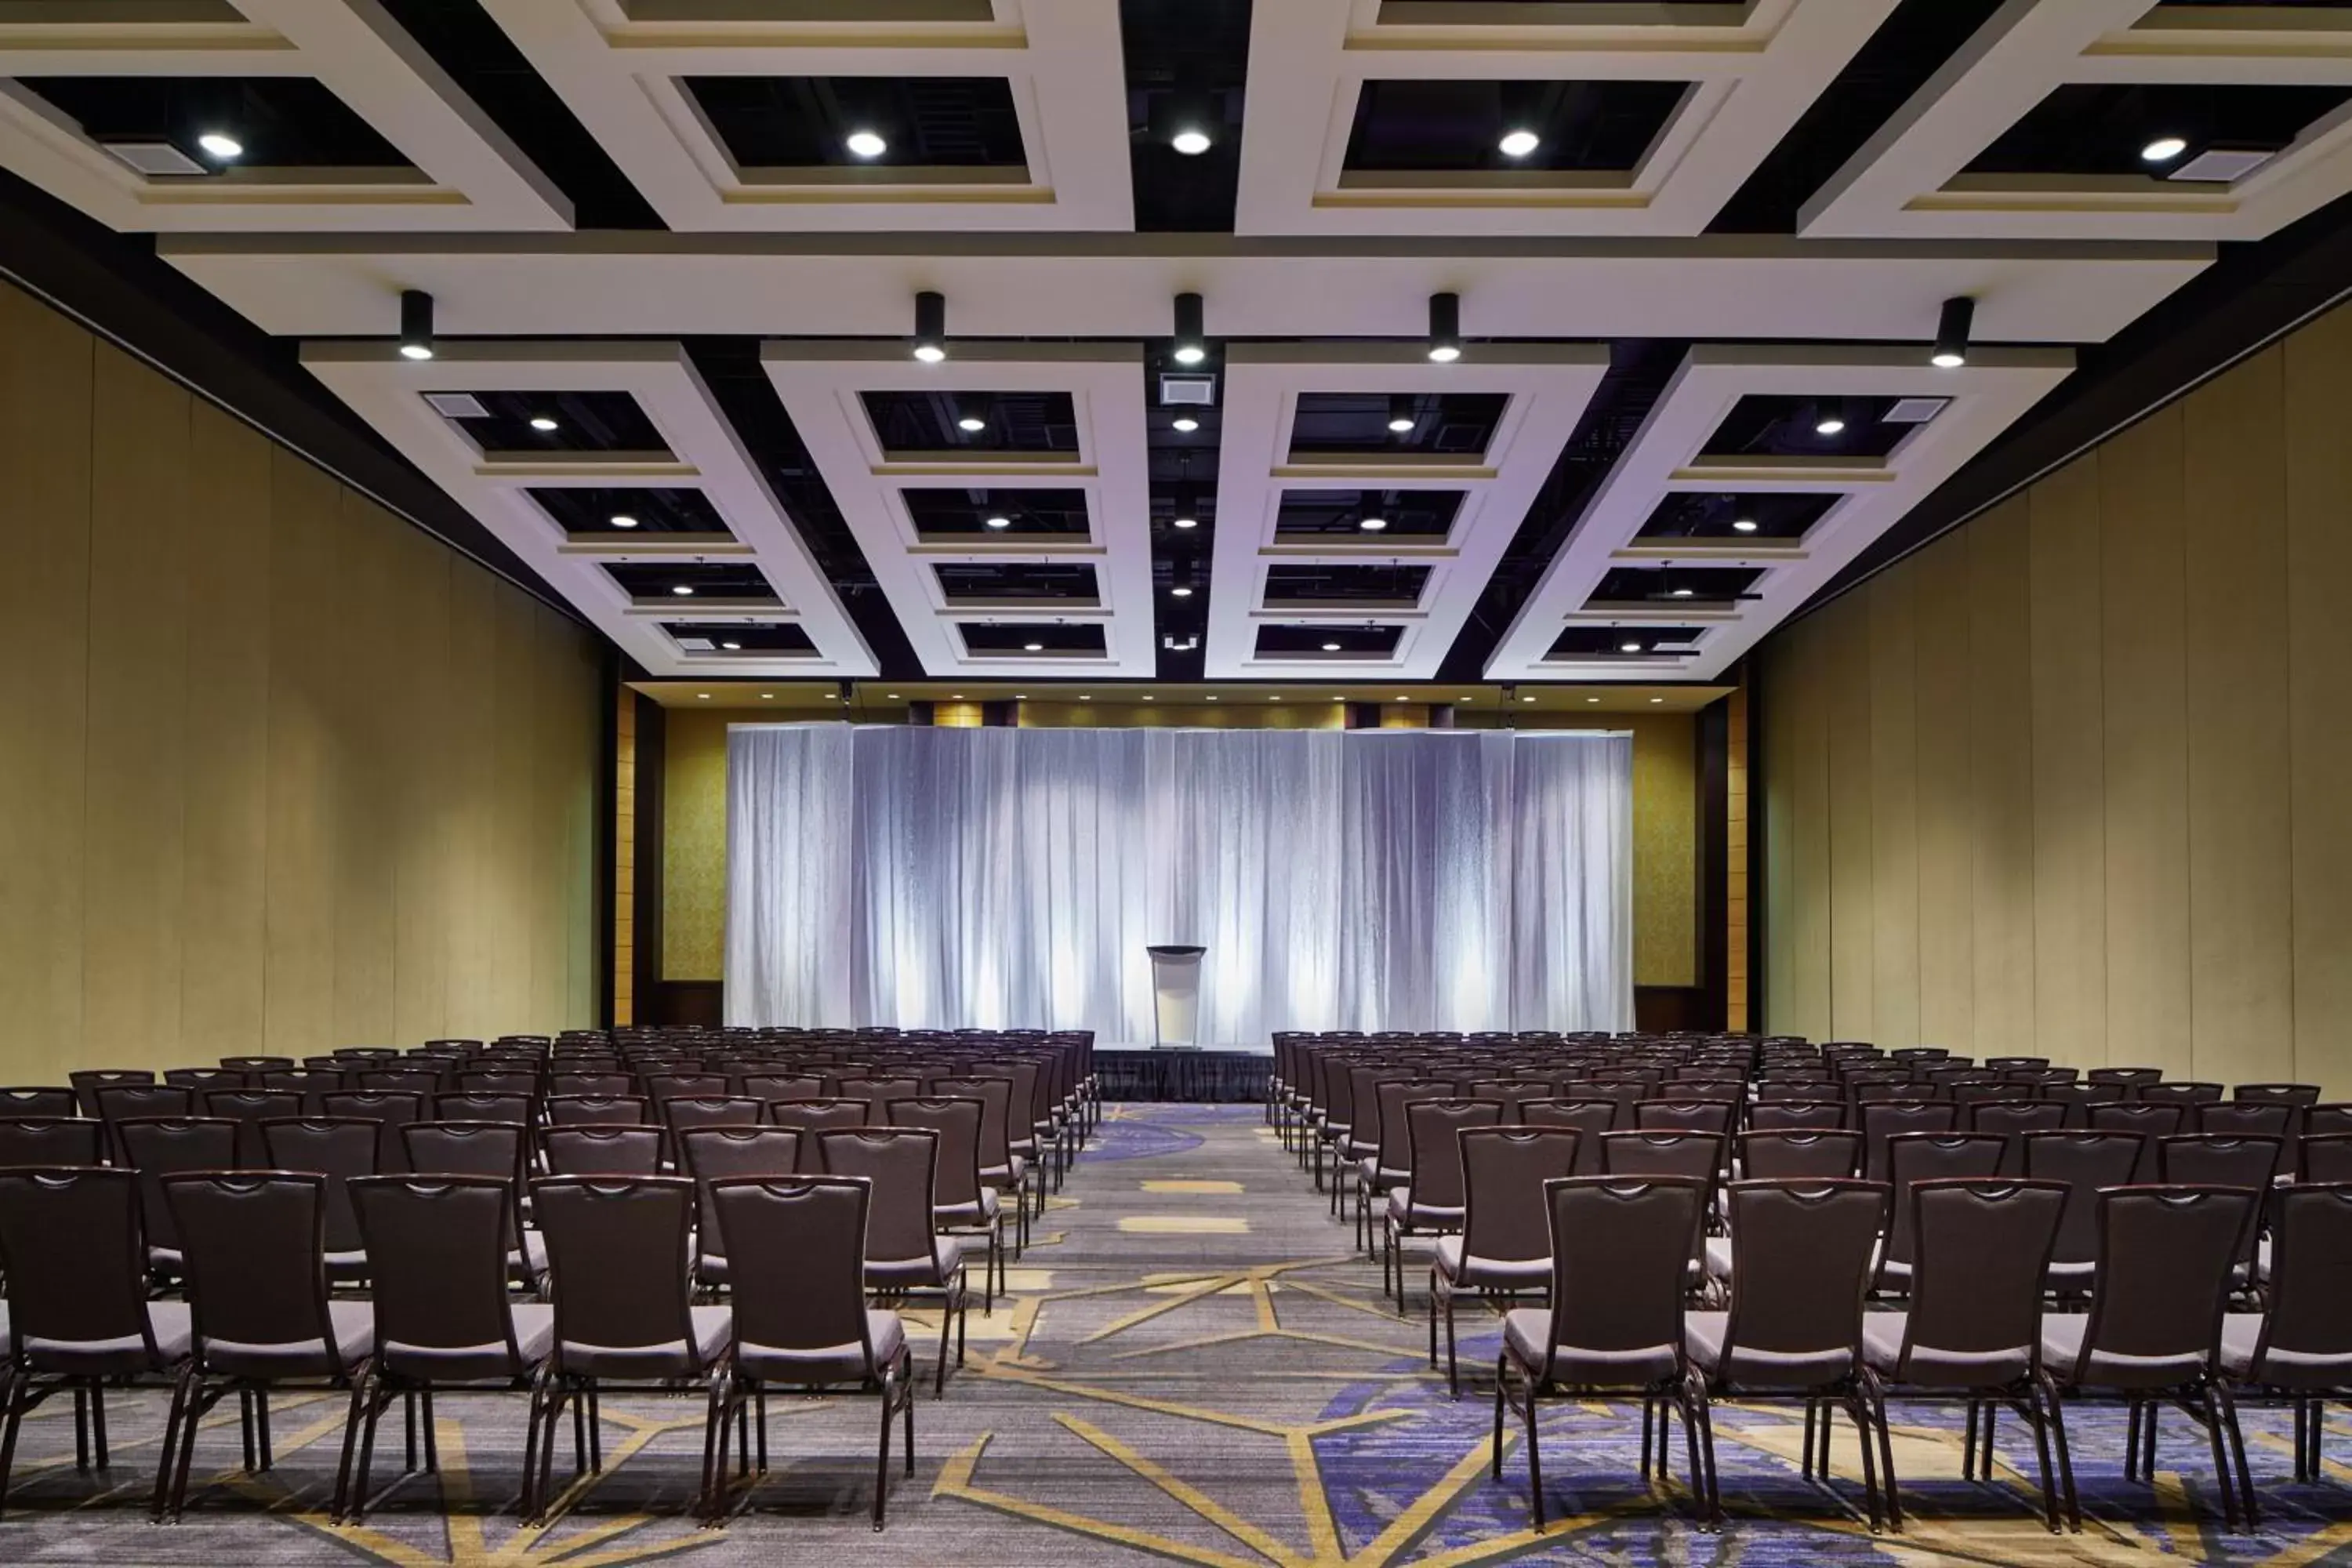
[862,391,1080,455]
[1702,395,1911,460]
[902,488,1092,536]
[663,622,816,655]
[20,76,407,168]
[528,487,730,537]
[1343,79,1687,172]
[1254,623,1406,657]
[1123,0,1253,230]
[603,562,778,602]
[1548,624,1709,657]
[446,391,669,456]
[1262,564,1432,604]
[1274,489,1463,539]
[1288,393,1508,457]
[935,562,1102,602]
[684,76,1027,169]
[958,622,1109,655]
[1634,491,1838,543]
[1968,83,2352,179]
[1589,564,1762,604]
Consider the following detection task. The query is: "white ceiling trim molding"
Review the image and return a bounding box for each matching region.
[157,233,2212,344]
[0,0,571,231]
[301,340,875,677]
[474,0,1131,232]
[760,342,1157,678]
[1803,0,2352,241]
[1484,343,2074,683]
[1207,343,1604,681]
[1234,0,1896,237]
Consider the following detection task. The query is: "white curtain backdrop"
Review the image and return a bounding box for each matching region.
[726,724,1632,1040]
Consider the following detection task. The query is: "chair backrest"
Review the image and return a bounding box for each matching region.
[708,1177,877,1374]
[116,1116,240,1251]
[165,1171,343,1374]
[2090,1101,2186,1153]
[1461,1080,1553,1121]
[1740,1128,1860,1181]
[1633,1098,1736,1138]
[1860,1100,1959,1181]
[0,1167,164,1367]
[1715,1179,1887,1385]
[768,1098,871,1137]
[2139,1081,2223,1109]
[1519,1100,1615,1174]
[1371,1080,1453,1171]
[930,1077,1015,1171]
[2156,1134,2280,1265]
[200,1089,303,1165]
[1969,1098,2067,1144]
[1533,1176,1707,1388]
[70,1069,154,1117]
[2020,1131,2146,1269]
[813,1127,941,1269]
[1455,1127,1582,1265]
[0,1115,103,1168]
[1748,1097,1846,1133]
[320,1090,425,1173]
[260,1068,344,1112]
[1893,1178,2067,1385]
[532,1176,699,1359]
[547,1073,633,1101]
[882,1098,985,1208]
[0,1087,79,1120]
[436,1091,533,1125]
[2245,1182,2352,1377]
[2061,1186,2254,1383]
[542,1123,662,1177]
[1880,1132,2007,1274]
[2195,1101,2292,1142]
[2303,1133,2352,1185]
[642,1073,730,1106]
[1400,1098,1506,1210]
[2089,1067,2163,1087]
[259,1116,379,1253]
[836,1078,921,1120]
[349,1175,525,1374]
[547,1093,648,1127]
[740,1074,825,1106]
[402,1120,528,1192]
[681,1126,803,1256]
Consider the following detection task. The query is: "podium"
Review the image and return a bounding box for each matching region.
[1145,945,1206,1051]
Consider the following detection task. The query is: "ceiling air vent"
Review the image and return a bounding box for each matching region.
[423,392,489,418]
[2168,146,2278,184]
[674,636,716,652]
[102,141,205,176]
[1882,397,1949,425]
[1160,373,1217,406]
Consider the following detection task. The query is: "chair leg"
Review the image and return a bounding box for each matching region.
[1641,1396,1656,1481]
[755,1386,768,1472]
[74,1385,90,1474]
[1963,1398,1980,1481]
[518,1366,547,1521]
[1799,1399,1814,1481]
[2041,1374,2080,1533]
[588,1385,604,1472]
[1684,1376,1722,1530]
[900,1356,915,1476]
[1522,1374,1544,1530]
[169,1377,209,1520]
[1849,1392,1882,1535]
[2024,1384,2061,1534]
[403,1388,417,1473]
[89,1385,108,1471]
[332,1367,374,1524]
[236,1388,252,1474]
[0,1368,34,1523]
[254,1390,271,1471]
[2124,1398,2143,1483]
[933,1295,953,1399]
[148,1366,193,1523]
[1490,1360,1507,1479]
[2217,1383,2256,1530]
[698,1370,728,1526]
[872,1374,891,1532]
[1443,1290,1461,1399]
[1867,1372,1901,1534]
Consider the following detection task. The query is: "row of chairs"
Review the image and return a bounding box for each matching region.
[0,1163,923,1528]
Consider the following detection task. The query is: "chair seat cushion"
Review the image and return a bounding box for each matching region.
[938,1189,1001,1225]
[380,1303,555,1382]
[2042,1313,2207,1389]
[1702,1235,1733,1282]
[1433,1236,1548,1289]
[866,1236,967,1290]
[23,1301,191,1376]
[735,1309,905,1386]
[1386,1188,1464,1227]
[203,1299,374,1379]
[2223,1312,2352,1388]
[1505,1308,1679,1388]
[508,1229,549,1279]
[1686,1310,1856,1389]
[561,1304,731,1380]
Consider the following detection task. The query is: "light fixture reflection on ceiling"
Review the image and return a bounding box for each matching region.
[1172,292,1207,366]
[913,290,947,363]
[397,289,434,361]
[198,132,242,160]
[1427,292,1462,363]
[2142,135,2188,163]
[1498,129,1540,158]
[846,129,887,158]
[1931,296,1974,369]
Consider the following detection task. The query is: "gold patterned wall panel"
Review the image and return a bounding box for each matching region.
[1759,303,2352,1094]
[0,278,601,1080]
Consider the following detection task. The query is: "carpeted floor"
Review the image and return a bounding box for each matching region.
[2,1104,2347,1565]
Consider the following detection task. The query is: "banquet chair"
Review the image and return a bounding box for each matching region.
[1519,1099,1616,1174]
[69,1069,154,1118]
[92,1084,193,1161]
[703,1178,916,1530]
[1738,1128,1861,1181]
[813,1128,970,1398]
[435,1091,533,1126]
[260,1117,379,1284]
[401,1121,539,1289]
[0,1167,192,1519]
[1494,1175,1714,1531]
[320,1091,425,1175]
[1382,1098,1504,1307]
[339,1175,554,1523]
[1355,1080,1451,1252]
[2020,1131,2145,1296]
[115,1116,239,1279]
[547,1093,648,1127]
[2041,1185,2259,1532]
[679,1126,804,1293]
[1431,1127,1581,1397]
[2157,1134,2282,1287]
[1859,1101,1959,1182]
[932,1076,1032,1249]
[2220,1182,2352,1486]
[2090,1102,2186,1163]
[1748,1098,1846,1133]
[2303,1134,2352,1185]
[884,1098,1004,1307]
[1864,1178,2070,1532]
[201,1089,303,1167]
[0,1116,103,1171]
[155,1171,375,1522]
[1872,1133,2006,1294]
[542,1124,662,1178]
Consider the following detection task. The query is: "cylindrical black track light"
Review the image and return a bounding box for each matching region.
[1152,77,1219,156]
[397,289,434,361]
[1427,292,1461,362]
[1171,484,1200,530]
[1932,296,1974,369]
[954,395,989,434]
[913,290,947,363]
[1388,394,1417,434]
[1171,292,1207,367]
[1171,557,1196,598]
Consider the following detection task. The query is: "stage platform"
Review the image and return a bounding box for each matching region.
[1094,1047,1271,1103]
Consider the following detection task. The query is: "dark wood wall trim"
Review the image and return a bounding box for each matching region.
[649,981,725,1029]
[1696,697,1730,1033]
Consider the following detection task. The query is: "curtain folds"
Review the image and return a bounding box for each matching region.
[726,724,1633,1040]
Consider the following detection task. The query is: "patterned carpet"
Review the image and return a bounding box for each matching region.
[2,1103,2348,1566]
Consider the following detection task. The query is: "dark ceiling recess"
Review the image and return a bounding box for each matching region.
[1122,0,1253,230]
[1256,623,1405,658]
[861,390,1080,454]
[1548,625,1708,659]
[902,488,1092,536]
[1635,491,1838,543]
[1712,0,2006,232]
[684,339,915,677]
[1589,564,1762,604]
[528,487,731,538]
[935,561,1102,603]
[959,622,1109,655]
[1144,340,1221,682]
[603,562,779,603]
[1436,338,1688,682]
[684,77,1028,169]
[1344,79,1688,173]
[1702,394,1909,460]
[445,390,669,455]
[1288,392,1508,457]
[662,622,816,655]
[1968,83,2352,178]
[20,77,407,168]
[1264,563,1432,605]
[372,0,662,228]
[1275,489,1462,539]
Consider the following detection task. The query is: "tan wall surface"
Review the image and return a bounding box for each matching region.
[0,280,603,1079]
[659,706,1700,989]
[1758,304,2352,1094]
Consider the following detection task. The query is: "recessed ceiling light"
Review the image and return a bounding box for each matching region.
[983,514,1011,530]
[529,415,558,432]
[1171,585,1193,597]
[1359,516,1387,532]
[887,692,902,699]
[1079,694,1091,701]
[1171,514,1198,530]
[2141,135,2187,164]
[198,132,242,160]
[1523,695,1537,704]
[1587,696,1602,704]
[913,344,946,365]
[720,640,741,650]
[846,129,887,158]
[1731,517,1759,534]
[1498,129,1541,158]
[761,692,773,699]
[1428,292,1462,363]
[1322,641,1341,652]
[952,693,965,699]
[696,692,710,700]
[1650,696,1664,703]
[672,584,695,596]
[1269,695,1281,702]
[1670,586,1694,598]
[1173,343,1206,366]
[1023,641,1044,652]
[956,413,986,433]
[1388,414,1414,434]
[1171,128,1212,157]
[1396,695,1409,702]
[1016,694,1028,699]
[1428,345,1460,364]
[399,344,434,362]
[1814,412,1846,436]
[1142,694,1155,702]
[610,514,639,529]
[1619,640,1642,652]
[1205,695,1218,702]
[1172,416,1200,433]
